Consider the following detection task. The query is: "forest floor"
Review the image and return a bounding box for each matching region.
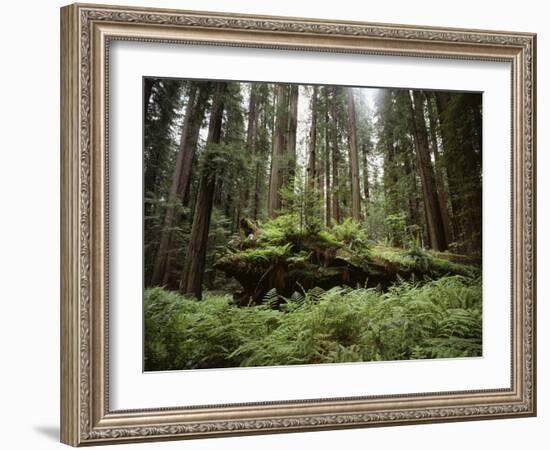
[145,216,482,371]
[144,275,481,371]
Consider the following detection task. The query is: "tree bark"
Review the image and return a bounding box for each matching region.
[402,146,421,230]
[324,87,332,227]
[287,85,299,183]
[331,87,341,224]
[407,90,447,251]
[361,142,369,216]
[179,82,226,298]
[425,93,452,246]
[433,91,461,241]
[238,84,258,222]
[268,84,289,217]
[434,91,482,254]
[150,85,198,286]
[307,86,318,193]
[178,86,211,207]
[151,83,211,287]
[346,88,362,222]
[253,104,269,221]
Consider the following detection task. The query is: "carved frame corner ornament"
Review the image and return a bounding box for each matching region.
[60,3,536,446]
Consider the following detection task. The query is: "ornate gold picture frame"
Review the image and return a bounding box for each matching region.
[60,3,536,446]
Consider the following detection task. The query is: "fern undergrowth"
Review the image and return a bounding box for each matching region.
[144,275,482,371]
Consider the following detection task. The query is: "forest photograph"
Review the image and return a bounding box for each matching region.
[143,77,483,372]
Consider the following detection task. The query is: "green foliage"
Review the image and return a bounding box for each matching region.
[144,287,281,370]
[384,212,407,246]
[224,243,292,267]
[199,142,249,185]
[279,169,323,234]
[143,79,187,282]
[367,245,478,278]
[329,218,369,252]
[317,230,342,248]
[203,209,235,290]
[144,79,186,199]
[255,214,341,252]
[257,214,300,245]
[144,275,482,371]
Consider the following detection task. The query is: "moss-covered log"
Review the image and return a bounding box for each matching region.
[215,217,479,305]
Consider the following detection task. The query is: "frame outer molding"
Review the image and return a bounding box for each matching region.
[60,3,536,446]
[61,4,81,446]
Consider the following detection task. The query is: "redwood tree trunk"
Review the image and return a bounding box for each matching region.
[287,85,299,183]
[253,106,268,221]
[425,93,452,246]
[268,84,289,217]
[331,87,341,224]
[307,86,318,192]
[361,142,369,218]
[150,84,198,286]
[324,87,332,227]
[151,83,211,287]
[407,90,447,251]
[403,147,421,231]
[434,91,462,241]
[238,84,258,222]
[179,82,226,298]
[346,88,361,222]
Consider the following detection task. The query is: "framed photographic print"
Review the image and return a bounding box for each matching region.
[60,3,537,446]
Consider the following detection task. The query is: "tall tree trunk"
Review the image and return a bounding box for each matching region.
[158,84,211,287]
[267,86,277,216]
[407,90,447,251]
[179,82,226,299]
[434,91,482,254]
[178,86,211,207]
[346,88,361,222]
[150,85,198,286]
[331,87,341,224]
[287,85,299,183]
[317,89,326,216]
[307,86,318,192]
[433,92,461,241]
[268,84,289,217]
[361,142,369,217]
[253,105,268,221]
[324,88,332,227]
[467,94,483,253]
[238,84,258,222]
[425,93,452,246]
[402,147,421,230]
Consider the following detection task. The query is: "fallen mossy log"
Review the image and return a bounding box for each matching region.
[214,228,479,306]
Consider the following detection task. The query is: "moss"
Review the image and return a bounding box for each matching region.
[369,246,417,268]
[367,245,478,278]
[221,243,291,268]
[430,250,481,266]
[428,256,479,278]
[215,222,480,304]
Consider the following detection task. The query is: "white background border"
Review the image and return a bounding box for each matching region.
[109,40,511,410]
